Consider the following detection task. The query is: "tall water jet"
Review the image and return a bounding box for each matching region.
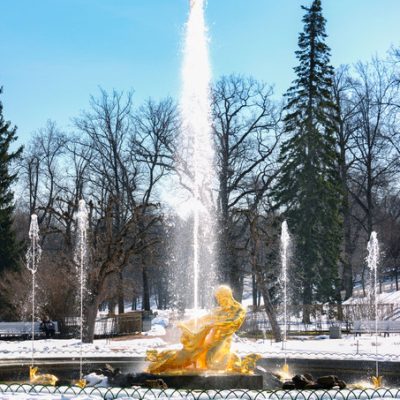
[280,221,290,375]
[26,214,42,368]
[176,0,217,311]
[366,231,381,387]
[75,199,89,386]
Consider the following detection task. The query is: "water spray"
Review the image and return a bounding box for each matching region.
[26,214,59,386]
[75,199,89,388]
[367,231,382,388]
[26,214,42,370]
[280,221,290,377]
[180,0,217,314]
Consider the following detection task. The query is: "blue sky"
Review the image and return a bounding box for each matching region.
[1,0,399,144]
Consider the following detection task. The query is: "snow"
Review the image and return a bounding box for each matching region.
[343,290,400,307]
[1,386,400,400]
[141,325,166,337]
[83,373,109,388]
[0,393,98,400]
[0,338,166,360]
[1,289,400,362]
[1,293,400,399]
[0,332,399,362]
[233,334,400,361]
[1,332,400,399]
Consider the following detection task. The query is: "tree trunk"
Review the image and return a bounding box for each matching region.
[118,271,125,314]
[257,278,282,342]
[220,226,243,301]
[142,267,150,311]
[361,265,367,297]
[302,283,312,324]
[342,199,353,299]
[131,297,137,310]
[83,296,99,343]
[335,285,344,321]
[250,216,282,342]
[230,267,244,302]
[108,299,116,315]
[252,273,258,311]
[251,245,282,341]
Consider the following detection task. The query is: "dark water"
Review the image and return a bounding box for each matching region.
[1,357,400,388]
[261,358,400,387]
[0,358,145,384]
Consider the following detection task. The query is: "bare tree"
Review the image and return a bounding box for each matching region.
[377,193,400,290]
[18,121,69,236]
[72,90,176,340]
[211,74,281,299]
[130,97,178,310]
[332,65,360,299]
[247,211,282,341]
[345,59,400,291]
[74,89,138,318]
[348,59,399,236]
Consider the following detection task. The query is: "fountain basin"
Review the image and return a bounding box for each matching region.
[1,357,400,388]
[0,358,262,389]
[1,384,400,400]
[261,357,400,387]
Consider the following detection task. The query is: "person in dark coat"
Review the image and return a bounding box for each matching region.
[40,316,56,338]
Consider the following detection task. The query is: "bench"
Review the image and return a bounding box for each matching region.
[0,321,59,339]
[353,320,400,337]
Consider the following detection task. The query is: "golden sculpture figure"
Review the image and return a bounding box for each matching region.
[29,366,58,386]
[146,285,260,375]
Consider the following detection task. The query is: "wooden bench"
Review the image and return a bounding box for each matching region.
[0,321,59,339]
[386,320,400,336]
[353,320,400,337]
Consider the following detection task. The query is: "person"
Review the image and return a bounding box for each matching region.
[146,285,259,374]
[40,316,56,338]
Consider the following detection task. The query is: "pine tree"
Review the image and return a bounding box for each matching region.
[272,0,342,322]
[0,87,23,275]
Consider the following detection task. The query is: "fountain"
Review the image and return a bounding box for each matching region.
[280,221,290,377]
[2,2,400,397]
[74,199,89,388]
[25,214,42,378]
[173,0,218,312]
[143,1,265,388]
[366,231,382,388]
[25,214,41,369]
[26,214,58,386]
[146,285,262,389]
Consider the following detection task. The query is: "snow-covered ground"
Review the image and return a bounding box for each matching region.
[1,385,400,400]
[2,299,400,398]
[1,321,400,399]
[0,332,400,362]
[343,290,400,307]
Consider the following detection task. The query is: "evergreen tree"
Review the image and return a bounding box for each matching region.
[0,86,23,279]
[272,0,342,322]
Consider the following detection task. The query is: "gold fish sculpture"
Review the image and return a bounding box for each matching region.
[371,375,383,389]
[29,366,58,386]
[146,285,260,374]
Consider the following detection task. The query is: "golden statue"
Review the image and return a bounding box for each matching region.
[146,285,260,375]
[371,375,383,389]
[29,366,58,386]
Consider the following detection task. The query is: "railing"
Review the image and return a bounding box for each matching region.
[241,303,400,336]
[61,312,143,338]
[1,384,400,400]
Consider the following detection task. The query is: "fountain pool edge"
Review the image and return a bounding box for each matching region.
[1,357,400,387]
